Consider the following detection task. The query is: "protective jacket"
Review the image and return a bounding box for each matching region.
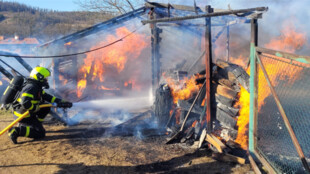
[13,78,61,122]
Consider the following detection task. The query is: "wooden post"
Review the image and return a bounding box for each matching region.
[150,8,162,95]
[249,18,258,153]
[205,5,213,133]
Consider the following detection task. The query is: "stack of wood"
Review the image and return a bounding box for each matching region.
[211,59,249,141]
[154,59,250,164]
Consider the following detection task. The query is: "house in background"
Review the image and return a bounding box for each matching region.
[0,34,40,54]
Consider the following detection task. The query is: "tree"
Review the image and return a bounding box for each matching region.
[75,0,144,15]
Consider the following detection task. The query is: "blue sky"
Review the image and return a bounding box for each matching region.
[5,0,81,11]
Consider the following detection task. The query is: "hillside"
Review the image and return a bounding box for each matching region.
[0,1,114,41]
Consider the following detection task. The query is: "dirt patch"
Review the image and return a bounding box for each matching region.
[0,110,252,174]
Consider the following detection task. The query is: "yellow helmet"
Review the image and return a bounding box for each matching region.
[29,67,51,82]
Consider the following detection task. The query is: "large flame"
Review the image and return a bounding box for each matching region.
[235,21,306,149]
[264,21,306,53]
[77,27,148,98]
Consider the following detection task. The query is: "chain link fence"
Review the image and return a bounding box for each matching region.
[256,53,310,173]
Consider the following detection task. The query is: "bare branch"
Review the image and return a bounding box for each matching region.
[74,0,143,15]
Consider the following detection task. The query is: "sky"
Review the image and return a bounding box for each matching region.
[4,0,81,11]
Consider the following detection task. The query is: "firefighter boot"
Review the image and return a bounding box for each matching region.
[8,127,19,144]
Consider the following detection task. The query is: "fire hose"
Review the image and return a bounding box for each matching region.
[0,103,72,137]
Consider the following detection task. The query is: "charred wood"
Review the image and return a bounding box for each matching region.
[205,133,227,153]
[154,84,173,128]
[165,108,176,128]
[216,108,237,129]
[220,128,238,141]
[216,84,238,100]
[194,121,201,140]
[178,100,203,115]
[217,102,239,117]
[216,94,234,107]
[216,60,250,92]
[231,66,250,92]
[166,81,206,144]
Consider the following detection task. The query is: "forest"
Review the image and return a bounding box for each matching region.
[0,1,114,41]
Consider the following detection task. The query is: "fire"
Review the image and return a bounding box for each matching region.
[235,86,250,149]
[77,27,148,97]
[229,55,247,68]
[59,75,68,85]
[99,86,119,90]
[164,74,202,104]
[77,80,87,97]
[235,20,306,149]
[192,120,198,127]
[264,21,306,53]
[64,42,72,46]
[124,79,141,90]
[0,80,2,86]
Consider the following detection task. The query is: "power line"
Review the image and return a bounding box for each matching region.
[0,25,145,59]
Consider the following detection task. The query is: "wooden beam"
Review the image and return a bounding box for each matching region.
[248,154,262,174]
[205,5,213,134]
[142,7,268,24]
[145,2,203,12]
[206,133,226,153]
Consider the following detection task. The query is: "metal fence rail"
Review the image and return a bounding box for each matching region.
[250,47,310,173]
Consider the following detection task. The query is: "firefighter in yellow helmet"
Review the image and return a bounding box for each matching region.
[8,66,72,144]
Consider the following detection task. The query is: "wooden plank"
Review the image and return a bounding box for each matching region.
[248,154,262,174]
[212,153,246,164]
[217,84,238,100]
[216,108,237,129]
[198,129,207,148]
[253,150,277,174]
[216,93,234,106]
[178,100,203,114]
[217,102,239,117]
[205,133,226,153]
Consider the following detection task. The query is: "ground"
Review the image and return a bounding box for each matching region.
[0,110,253,174]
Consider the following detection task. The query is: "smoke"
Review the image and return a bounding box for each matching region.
[73,96,152,111]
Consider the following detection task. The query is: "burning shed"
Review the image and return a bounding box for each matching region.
[35,1,271,172]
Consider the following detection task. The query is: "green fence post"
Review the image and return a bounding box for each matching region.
[249,19,258,153]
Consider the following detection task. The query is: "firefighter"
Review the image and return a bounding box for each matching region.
[8,66,72,144]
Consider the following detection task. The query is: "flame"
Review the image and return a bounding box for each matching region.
[77,80,86,98]
[124,79,141,90]
[64,42,72,46]
[265,21,307,53]
[229,55,247,68]
[164,74,202,104]
[235,21,306,149]
[77,27,148,97]
[0,80,2,86]
[192,120,198,127]
[99,86,119,90]
[235,86,250,149]
[59,75,68,85]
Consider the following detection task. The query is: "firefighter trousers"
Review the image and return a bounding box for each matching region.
[14,107,50,139]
